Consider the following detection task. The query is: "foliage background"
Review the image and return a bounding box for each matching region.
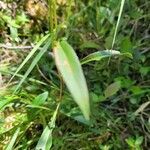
[0,0,150,149]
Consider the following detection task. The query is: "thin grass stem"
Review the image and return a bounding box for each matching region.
[111,0,126,49]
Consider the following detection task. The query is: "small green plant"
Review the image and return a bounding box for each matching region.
[1,0,149,149]
[5,0,131,148]
[126,136,143,150]
[9,0,90,120]
[9,0,130,121]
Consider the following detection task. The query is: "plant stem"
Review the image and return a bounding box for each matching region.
[111,0,125,49]
[48,0,57,32]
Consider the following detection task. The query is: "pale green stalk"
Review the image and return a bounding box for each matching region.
[111,0,126,49]
[48,0,57,32]
[66,0,72,21]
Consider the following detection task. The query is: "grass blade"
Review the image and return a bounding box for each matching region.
[0,99,11,110]
[0,69,47,86]
[8,34,50,84]
[134,101,150,116]
[81,50,132,65]
[36,103,60,150]
[53,40,90,120]
[112,0,125,49]
[14,39,51,92]
[5,128,20,150]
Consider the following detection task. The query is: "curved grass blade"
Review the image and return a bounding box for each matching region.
[81,50,132,65]
[53,40,90,120]
[134,101,150,116]
[0,99,12,110]
[8,34,50,84]
[35,103,60,150]
[14,39,51,92]
[0,69,47,86]
[112,0,125,48]
[5,128,20,150]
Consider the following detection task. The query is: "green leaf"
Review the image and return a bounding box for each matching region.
[14,38,51,92]
[9,26,19,42]
[125,137,135,147]
[111,0,125,48]
[104,81,121,98]
[80,41,100,51]
[36,103,60,150]
[90,92,99,103]
[1,13,20,28]
[81,50,120,65]
[140,66,150,76]
[27,92,49,120]
[81,50,132,64]
[73,115,91,126]
[135,136,143,146]
[5,128,20,150]
[120,37,133,53]
[130,86,143,95]
[32,92,48,106]
[122,52,133,59]
[53,40,90,120]
[0,99,11,110]
[8,34,50,84]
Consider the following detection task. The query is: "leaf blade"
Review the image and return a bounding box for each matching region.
[32,91,48,106]
[104,81,121,98]
[36,103,60,150]
[14,39,51,92]
[81,50,120,65]
[53,40,90,120]
[5,128,20,150]
[8,34,50,84]
[81,50,132,65]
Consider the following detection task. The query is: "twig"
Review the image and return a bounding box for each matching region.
[0,44,33,50]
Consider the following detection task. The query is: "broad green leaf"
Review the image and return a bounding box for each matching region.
[10,26,19,42]
[140,66,150,76]
[1,13,20,28]
[81,50,120,65]
[5,128,20,150]
[53,40,90,120]
[36,103,60,150]
[120,37,133,53]
[104,81,121,98]
[125,137,135,147]
[130,86,144,95]
[32,92,48,106]
[14,39,51,92]
[8,34,50,84]
[135,136,143,146]
[81,50,132,65]
[81,50,121,64]
[27,92,49,121]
